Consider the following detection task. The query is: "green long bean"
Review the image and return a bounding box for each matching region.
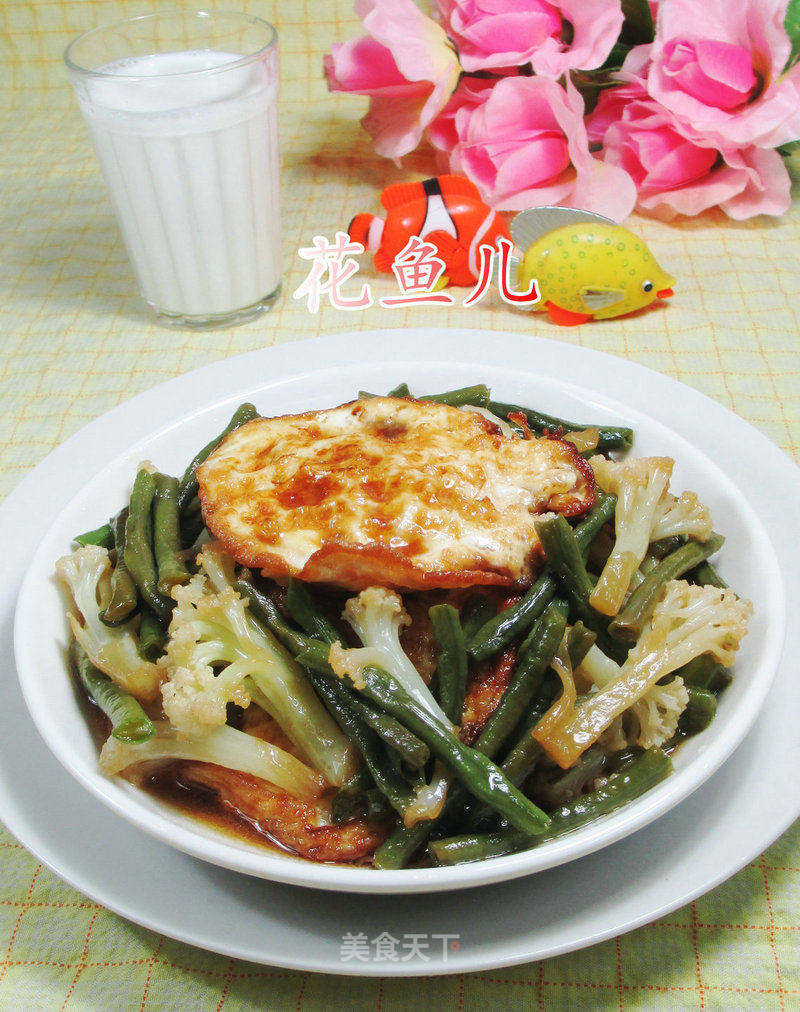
[179,495,206,550]
[678,686,717,736]
[535,513,627,663]
[331,778,393,824]
[531,746,609,810]
[467,576,554,662]
[358,383,411,399]
[300,662,415,817]
[177,402,259,513]
[648,535,687,559]
[72,643,154,743]
[332,767,375,824]
[459,671,561,833]
[73,522,114,549]
[234,576,419,815]
[488,400,634,453]
[429,603,468,725]
[347,694,430,768]
[473,601,566,758]
[566,622,596,669]
[428,747,672,865]
[676,654,731,693]
[153,474,190,594]
[360,383,491,407]
[459,595,497,642]
[285,578,340,646]
[234,576,311,656]
[536,514,593,602]
[276,578,430,768]
[138,605,167,662]
[609,534,724,642]
[373,812,442,870]
[296,652,550,837]
[376,611,568,867]
[419,384,491,408]
[100,508,138,626]
[467,492,616,661]
[123,469,172,623]
[374,679,553,868]
[688,559,728,589]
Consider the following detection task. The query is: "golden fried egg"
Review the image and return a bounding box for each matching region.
[197,397,596,590]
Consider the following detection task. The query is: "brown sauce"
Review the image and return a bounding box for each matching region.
[143,763,299,857]
[140,765,381,867]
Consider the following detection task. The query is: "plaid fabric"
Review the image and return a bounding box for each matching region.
[0,1,798,1007]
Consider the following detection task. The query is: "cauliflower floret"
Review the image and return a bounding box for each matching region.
[578,639,691,752]
[344,586,411,648]
[651,491,713,543]
[56,545,159,702]
[99,720,325,800]
[338,586,449,725]
[626,677,690,749]
[536,580,751,767]
[589,456,716,614]
[157,545,355,785]
[589,455,674,616]
[327,641,384,691]
[158,574,253,736]
[580,647,690,750]
[641,580,752,669]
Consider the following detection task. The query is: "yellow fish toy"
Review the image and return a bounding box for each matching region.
[509,207,676,326]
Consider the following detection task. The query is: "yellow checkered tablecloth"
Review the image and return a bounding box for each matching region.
[1,1,798,1008]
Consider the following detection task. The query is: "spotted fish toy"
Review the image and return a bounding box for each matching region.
[510,207,676,326]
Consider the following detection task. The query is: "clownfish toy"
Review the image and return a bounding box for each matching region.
[348,174,510,287]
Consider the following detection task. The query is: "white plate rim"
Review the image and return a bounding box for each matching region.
[0,328,798,975]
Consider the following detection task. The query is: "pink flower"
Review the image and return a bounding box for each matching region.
[324,0,460,161]
[644,0,800,148]
[588,77,791,220]
[427,76,496,152]
[429,75,636,217]
[437,0,624,78]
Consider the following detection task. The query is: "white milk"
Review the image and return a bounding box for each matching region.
[73,50,280,320]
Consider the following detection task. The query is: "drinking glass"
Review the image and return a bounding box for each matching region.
[66,11,281,328]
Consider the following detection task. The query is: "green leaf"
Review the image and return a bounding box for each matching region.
[785,0,800,68]
[619,0,655,47]
[600,41,632,72]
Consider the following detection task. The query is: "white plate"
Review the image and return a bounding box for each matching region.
[12,331,785,893]
[1,330,798,972]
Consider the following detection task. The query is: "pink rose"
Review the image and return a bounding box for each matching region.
[437,0,624,78]
[645,0,800,148]
[324,0,460,161]
[427,76,496,152]
[588,78,791,220]
[429,75,636,217]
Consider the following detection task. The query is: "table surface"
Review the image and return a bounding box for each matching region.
[1,1,798,1008]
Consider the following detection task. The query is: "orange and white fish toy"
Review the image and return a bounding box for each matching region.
[348,174,510,287]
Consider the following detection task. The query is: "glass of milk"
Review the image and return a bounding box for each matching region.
[65,11,281,328]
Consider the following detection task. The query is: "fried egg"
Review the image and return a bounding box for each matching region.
[197,397,595,590]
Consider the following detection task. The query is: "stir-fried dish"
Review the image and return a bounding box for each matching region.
[57,383,751,868]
